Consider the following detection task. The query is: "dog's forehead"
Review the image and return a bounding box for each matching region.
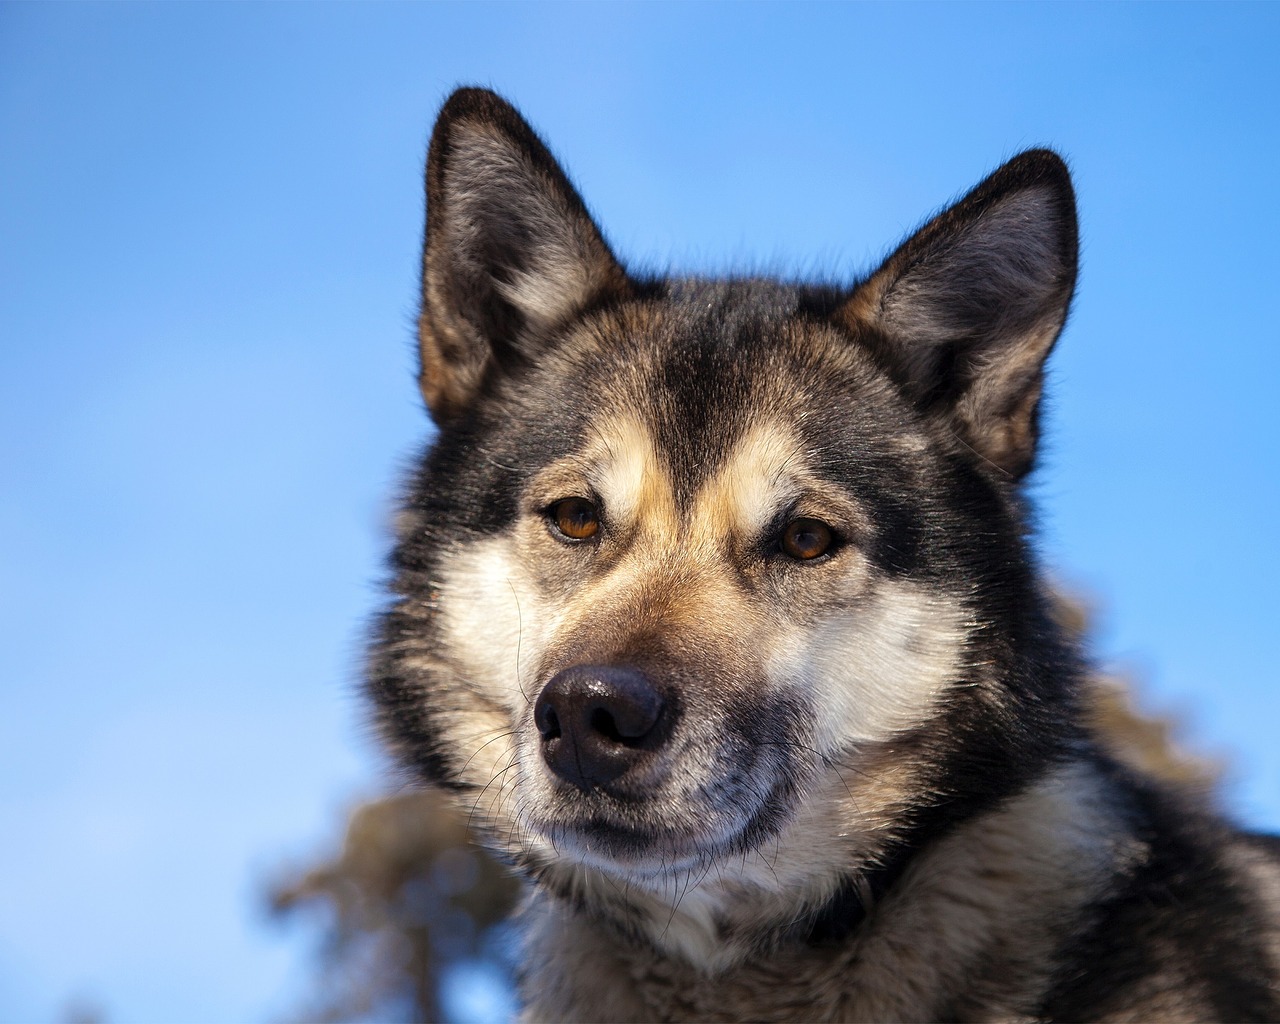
[509,279,929,542]
[574,411,811,539]
[573,284,900,497]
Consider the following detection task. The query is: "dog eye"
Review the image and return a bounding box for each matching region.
[780,518,834,561]
[548,497,600,542]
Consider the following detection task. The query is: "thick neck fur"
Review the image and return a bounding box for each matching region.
[517,758,1131,1023]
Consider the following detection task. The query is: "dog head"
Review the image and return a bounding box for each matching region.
[370,88,1081,952]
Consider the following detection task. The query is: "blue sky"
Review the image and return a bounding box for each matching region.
[1,3,1277,1020]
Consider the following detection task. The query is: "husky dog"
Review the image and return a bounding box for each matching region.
[369,88,1280,1021]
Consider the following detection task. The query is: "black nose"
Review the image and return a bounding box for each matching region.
[534,665,669,791]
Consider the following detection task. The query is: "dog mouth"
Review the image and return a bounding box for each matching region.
[544,779,800,871]
[524,741,807,874]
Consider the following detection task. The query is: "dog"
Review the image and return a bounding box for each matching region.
[368,88,1280,1021]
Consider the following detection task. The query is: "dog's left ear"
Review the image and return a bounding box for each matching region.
[419,88,631,422]
[841,150,1078,479]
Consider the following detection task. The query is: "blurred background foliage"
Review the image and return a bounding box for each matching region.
[270,788,519,1023]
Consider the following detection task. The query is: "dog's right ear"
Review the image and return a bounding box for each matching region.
[839,150,1078,480]
[418,88,630,422]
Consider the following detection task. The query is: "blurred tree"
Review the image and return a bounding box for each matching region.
[270,788,519,1023]
[1054,595,1223,791]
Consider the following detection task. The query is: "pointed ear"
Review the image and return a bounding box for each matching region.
[841,150,1078,479]
[419,88,630,421]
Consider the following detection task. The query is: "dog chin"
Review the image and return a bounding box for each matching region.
[534,818,738,877]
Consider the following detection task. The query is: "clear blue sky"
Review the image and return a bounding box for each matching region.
[2,3,1277,1020]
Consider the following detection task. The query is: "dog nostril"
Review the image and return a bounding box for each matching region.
[590,707,621,742]
[591,698,660,745]
[537,704,561,741]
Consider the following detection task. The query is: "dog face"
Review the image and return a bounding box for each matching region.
[371,90,1079,918]
[411,304,974,876]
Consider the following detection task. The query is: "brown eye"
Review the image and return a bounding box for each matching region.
[780,518,834,561]
[550,497,600,541]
